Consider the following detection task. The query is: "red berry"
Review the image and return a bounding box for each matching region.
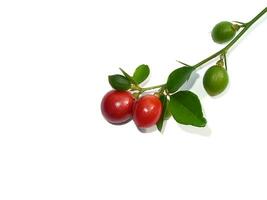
[101,90,135,124]
[133,95,162,128]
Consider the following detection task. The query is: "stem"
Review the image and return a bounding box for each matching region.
[134,8,267,94]
[223,53,228,70]
[141,84,166,92]
[194,7,267,68]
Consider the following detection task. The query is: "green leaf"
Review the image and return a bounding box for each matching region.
[108,74,131,90]
[132,64,150,84]
[166,67,195,93]
[119,68,138,85]
[169,91,207,127]
[164,100,171,120]
[157,95,171,132]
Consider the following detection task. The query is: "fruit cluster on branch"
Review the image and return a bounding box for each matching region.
[101,7,267,133]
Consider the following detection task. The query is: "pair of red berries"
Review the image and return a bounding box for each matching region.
[101,90,162,128]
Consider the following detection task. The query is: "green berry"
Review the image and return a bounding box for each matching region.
[211,21,236,44]
[203,65,229,96]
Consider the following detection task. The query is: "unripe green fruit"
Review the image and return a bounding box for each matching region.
[211,21,236,44]
[203,65,229,96]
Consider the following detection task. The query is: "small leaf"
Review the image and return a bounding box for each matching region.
[157,95,170,132]
[108,74,131,90]
[132,64,150,84]
[166,67,195,93]
[169,91,207,127]
[119,68,138,85]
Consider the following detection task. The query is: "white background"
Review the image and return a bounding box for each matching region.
[1,0,267,199]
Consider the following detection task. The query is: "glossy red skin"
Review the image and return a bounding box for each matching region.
[101,90,135,124]
[133,95,162,128]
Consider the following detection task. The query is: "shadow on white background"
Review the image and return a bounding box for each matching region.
[179,124,212,137]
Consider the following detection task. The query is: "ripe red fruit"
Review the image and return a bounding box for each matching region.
[101,90,135,124]
[133,95,162,128]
